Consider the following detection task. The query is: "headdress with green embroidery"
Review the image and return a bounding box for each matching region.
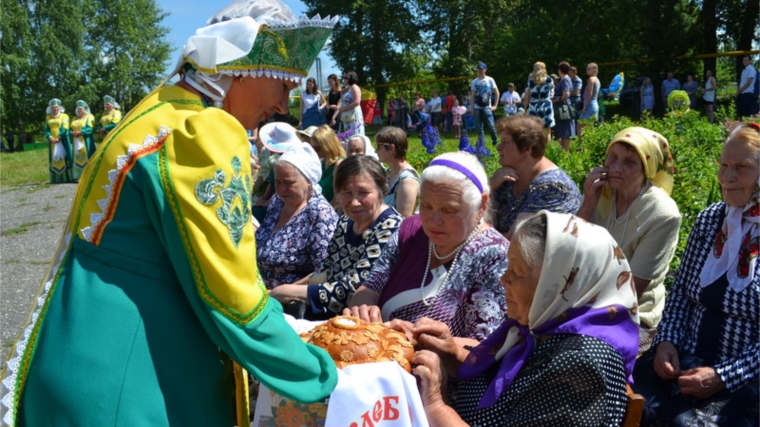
[76,100,91,115]
[103,95,120,110]
[46,98,64,115]
[170,0,337,107]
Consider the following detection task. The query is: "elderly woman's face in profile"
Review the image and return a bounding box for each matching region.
[347,138,365,157]
[274,162,311,205]
[501,239,539,326]
[225,77,298,130]
[418,180,480,252]
[603,142,644,191]
[718,138,760,207]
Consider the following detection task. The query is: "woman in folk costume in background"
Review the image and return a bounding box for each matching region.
[69,100,96,176]
[0,1,338,426]
[96,94,122,141]
[44,98,73,184]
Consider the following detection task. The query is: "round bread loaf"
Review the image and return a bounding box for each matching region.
[306,316,414,372]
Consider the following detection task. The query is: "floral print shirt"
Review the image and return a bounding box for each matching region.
[256,193,338,289]
[492,168,581,234]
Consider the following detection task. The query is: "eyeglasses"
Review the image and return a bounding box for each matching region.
[377,143,392,150]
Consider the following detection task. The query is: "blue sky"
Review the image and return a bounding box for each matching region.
[157,0,340,90]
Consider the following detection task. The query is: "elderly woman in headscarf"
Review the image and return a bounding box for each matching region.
[0,1,339,425]
[256,142,338,290]
[633,124,760,426]
[412,211,639,426]
[69,100,96,175]
[96,94,122,140]
[346,134,378,159]
[577,127,681,355]
[44,98,73,183]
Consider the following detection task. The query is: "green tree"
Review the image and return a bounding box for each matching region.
[0,0,171,147]
[303,0,424,110]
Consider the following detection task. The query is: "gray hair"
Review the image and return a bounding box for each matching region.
[421,151,490,217]
[513,213,547,272]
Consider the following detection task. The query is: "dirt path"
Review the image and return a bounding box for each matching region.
[0,182,78,361]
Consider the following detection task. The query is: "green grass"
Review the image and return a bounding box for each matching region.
[0,149,49,187]
[2,221,42,236]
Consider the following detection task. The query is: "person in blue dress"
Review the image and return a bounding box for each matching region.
[298,77,326,130]
[489,114,581,239]
[523,62,555,135]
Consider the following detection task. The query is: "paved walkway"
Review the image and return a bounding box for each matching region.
[0,182,78,361]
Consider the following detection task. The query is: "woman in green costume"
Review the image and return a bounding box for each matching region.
[0,1,339,426]
[69,100,95,177]
[96,94,122,142]
[44,99,73,183]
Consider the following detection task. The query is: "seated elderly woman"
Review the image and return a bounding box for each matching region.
[268,155,404,319]
[375,126,420,218]
[345,134,378,159]
[490,115,581,239]
[345,151,508,342]
[256,143,338,289]
[577,126,681,354]
[412,211,640,426]
[633,124,760,426]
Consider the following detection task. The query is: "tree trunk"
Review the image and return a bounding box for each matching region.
[702,0,717,75]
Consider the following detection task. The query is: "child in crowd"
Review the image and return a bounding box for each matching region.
[451,98,466,138]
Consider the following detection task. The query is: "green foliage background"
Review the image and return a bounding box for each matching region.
[1,0,172,146]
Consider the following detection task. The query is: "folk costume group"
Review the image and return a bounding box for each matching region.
[44,96,122,184]
[2,0,759,426]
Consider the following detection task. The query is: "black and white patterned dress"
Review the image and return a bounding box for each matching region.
[451,334,628,427]
[306,207,403,318]
[633,202,760,426]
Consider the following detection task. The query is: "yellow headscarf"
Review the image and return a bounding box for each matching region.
[606,126,674,195]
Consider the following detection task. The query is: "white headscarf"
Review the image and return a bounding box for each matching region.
[278,143,323,195]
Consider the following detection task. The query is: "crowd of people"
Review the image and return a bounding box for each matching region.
[2,0,758,425]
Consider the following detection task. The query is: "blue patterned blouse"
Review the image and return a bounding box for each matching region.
[256,193,338,289]
[491,168,581,234]
[306,207,404,317]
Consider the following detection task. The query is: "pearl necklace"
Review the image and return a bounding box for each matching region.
[421,223,483,306]
[606,182,649,247]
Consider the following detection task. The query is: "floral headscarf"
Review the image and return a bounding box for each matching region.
[700,147,760,292]
[606,126,675,195]
[458,211,640,409]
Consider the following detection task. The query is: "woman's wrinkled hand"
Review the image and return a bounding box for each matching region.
[653,341,681,381]
[413,318,458,356]
[384,319,416,346]
[582,166,608,204]
[342,304,382,322]
[678,366,725,399]
[412,350,445,408]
